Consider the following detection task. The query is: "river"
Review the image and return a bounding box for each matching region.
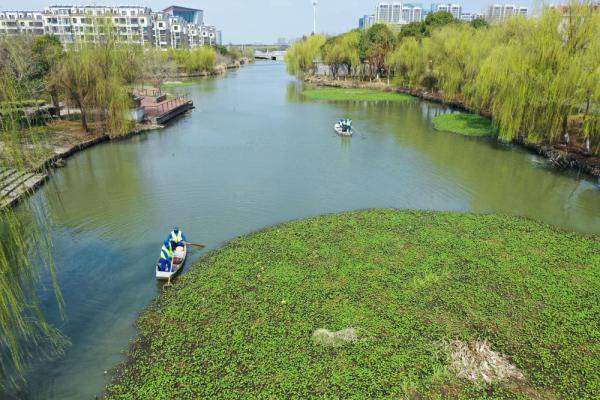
[8,62,600,399]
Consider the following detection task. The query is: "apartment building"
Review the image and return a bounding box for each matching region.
[459,12,486,22]
[431,3,462,19]
[487,4,528,23]
[42,5,153,45]
[374,2,424,26]
[359,14,376,29]
[0,11,45,36]
[0,4,222,49]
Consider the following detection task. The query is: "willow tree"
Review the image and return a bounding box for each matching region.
[188,46,217,74]
[51,20,137,136]
[0,42,65,392]
[473,3,599,145]
[340,30,363,78]
[386,37,427,88]
[30,35,64,117]
[284,35,326,77]
[52,47,98,133]
[142,48,177,91]
[321,36,345,79]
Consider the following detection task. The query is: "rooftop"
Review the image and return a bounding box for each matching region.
[163,5,202,12]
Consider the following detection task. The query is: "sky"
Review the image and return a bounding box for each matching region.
[1,0,536,44]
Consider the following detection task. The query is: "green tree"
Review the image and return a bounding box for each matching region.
[361,24,396,80]
[30,35,63,117]
[284,35,326,77]
[425,11,456,29]
[386,37,427,87]
[398,22,426,40]
[470,18,488,29]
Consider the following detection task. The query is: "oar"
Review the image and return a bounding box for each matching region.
[185,241,206,249]
[353,127,365,139]
[164,276,173,289]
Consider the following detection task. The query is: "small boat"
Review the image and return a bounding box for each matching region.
[156,243,187,280]
[334,119,353,137]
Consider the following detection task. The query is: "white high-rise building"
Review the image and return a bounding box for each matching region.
[0,11,45,36]
[487,4,528,23]
[374,2,424,26]
[0,4,222,48]
[431,3,462,19]
[375,2,392,23]
[459,12,486,22]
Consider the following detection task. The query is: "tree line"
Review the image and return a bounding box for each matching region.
[0,31,233,136]
[285,3,600,152]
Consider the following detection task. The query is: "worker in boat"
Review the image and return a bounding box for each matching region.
[159,240,174,272]
[168,227,187,250]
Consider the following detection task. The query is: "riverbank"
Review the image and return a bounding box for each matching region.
[305,76,600,179]
[105,209,599,399]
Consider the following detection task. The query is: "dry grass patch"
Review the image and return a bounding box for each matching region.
[441,339,525,386]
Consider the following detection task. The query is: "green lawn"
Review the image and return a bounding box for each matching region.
[433,113,496,137]
[302,88,414,102]
[106,210,600,399]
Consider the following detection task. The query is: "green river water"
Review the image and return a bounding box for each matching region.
[6,62,599,399]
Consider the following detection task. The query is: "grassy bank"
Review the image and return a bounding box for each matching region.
[302,87,414,102]
[433,113,496,137]
[106,210,599,399]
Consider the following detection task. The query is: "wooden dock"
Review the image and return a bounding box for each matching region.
[141,95,194,125]
[0,168,48,208]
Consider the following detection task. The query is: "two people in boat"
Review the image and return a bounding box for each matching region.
[338,119,352,132]
[158,227,187,272]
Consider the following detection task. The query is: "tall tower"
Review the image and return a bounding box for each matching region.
[312,1,318,34]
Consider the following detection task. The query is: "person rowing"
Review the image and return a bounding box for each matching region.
[158,240,174,272]
[168,227,187,250]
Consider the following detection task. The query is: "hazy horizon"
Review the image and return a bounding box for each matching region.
[1,0,537,43]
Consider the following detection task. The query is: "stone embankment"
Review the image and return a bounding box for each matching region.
[0,168,48,208]
[306,75,600,179]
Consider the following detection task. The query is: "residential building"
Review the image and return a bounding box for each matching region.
[163,5,203,25]
[0,4,222,49]
[487,4,528,23]
[0,11,45,36]
[373,2,424,26]
[375,3,392,23]
[459,12,485,22]
[42,5,154,45]
[516,6,529,17]
[359,14,375,29]
[403,4,424,23]
[431,3,462,19]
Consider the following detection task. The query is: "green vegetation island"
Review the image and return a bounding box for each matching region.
[107,210,599,399]
[432,114,496,137]
[302,88,413,102]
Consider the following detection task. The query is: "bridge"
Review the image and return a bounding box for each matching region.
[254,50,287,61]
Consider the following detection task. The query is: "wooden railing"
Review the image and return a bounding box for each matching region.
[144,95,189,117]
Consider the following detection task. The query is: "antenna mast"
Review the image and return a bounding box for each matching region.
[312,1,318,35]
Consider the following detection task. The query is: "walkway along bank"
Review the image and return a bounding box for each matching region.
[0,91,194,209]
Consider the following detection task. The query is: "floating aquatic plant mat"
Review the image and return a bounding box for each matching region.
[106,210,600,399]
[302,88,414,102]
[432,113,496,137]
